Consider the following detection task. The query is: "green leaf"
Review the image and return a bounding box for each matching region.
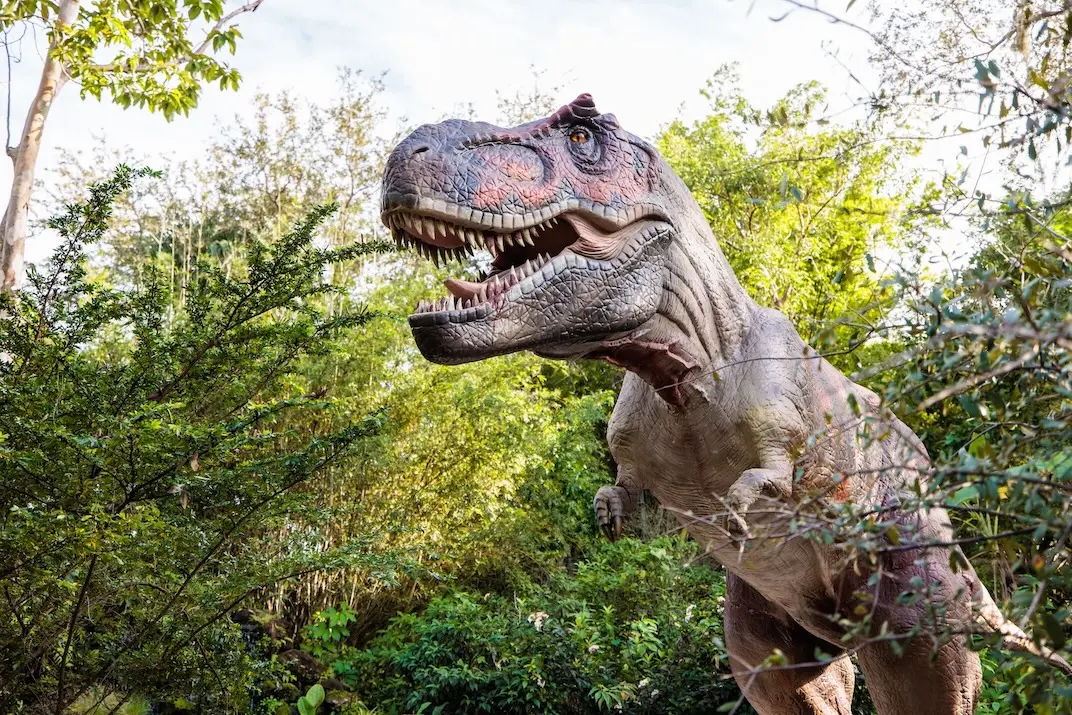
[949,486,979,505]
[958,395,981,419]
[305,684,325,708]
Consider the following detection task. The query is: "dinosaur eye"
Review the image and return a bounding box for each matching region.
[569,127,590,144]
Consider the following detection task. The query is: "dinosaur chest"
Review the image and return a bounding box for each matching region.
[608,378,756,514]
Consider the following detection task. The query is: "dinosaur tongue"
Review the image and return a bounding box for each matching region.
[444,277,483,300]
[560,213,636,261]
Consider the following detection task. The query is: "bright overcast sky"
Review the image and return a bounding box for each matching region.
[5,0,880,264]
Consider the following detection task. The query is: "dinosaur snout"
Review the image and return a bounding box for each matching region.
[382,119,553,217]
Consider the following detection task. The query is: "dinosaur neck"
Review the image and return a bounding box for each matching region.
[591,204,755,407]
[663,208,755,370]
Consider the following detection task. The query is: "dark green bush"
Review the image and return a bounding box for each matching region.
[330,536,739,714]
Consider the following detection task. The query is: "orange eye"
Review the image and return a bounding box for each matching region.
[569,127,589,143]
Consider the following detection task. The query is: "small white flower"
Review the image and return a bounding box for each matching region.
[527,611,549,631]
[638,678,649,689]
[650,689,660,698]
[685,604,695,621]
[588,644,600,653]
[536,676,544,688]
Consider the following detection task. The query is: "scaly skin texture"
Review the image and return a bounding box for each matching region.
[380,95,1071,714]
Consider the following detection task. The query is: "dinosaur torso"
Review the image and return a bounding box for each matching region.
[604,294,933,616]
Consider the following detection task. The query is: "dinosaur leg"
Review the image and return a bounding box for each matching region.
[856,633,980,714]
[849,544,982,714]
[724,573,854,715]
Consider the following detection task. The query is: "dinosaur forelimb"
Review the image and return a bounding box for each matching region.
[593,486,629,540]
[720,467,794,539]
[593,467,644,541]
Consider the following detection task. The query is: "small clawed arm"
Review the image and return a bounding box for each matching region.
[593,465,643,541]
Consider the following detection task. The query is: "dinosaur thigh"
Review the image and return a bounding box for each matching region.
[724,572,854,715]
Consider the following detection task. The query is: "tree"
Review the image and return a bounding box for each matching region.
[0,0,267,292]
[657,67,927,371]
[44,69,391,298]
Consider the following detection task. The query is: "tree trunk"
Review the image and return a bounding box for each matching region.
[0,0,81,292]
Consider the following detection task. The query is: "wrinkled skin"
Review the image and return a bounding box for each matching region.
[380,95,1071,713]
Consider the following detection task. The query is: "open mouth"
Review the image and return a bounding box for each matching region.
[383,208,608,323]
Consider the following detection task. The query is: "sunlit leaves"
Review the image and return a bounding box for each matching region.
[6,0,255,121]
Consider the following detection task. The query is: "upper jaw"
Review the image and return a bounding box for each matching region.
[380,193,669,239]
[379,195,673,334]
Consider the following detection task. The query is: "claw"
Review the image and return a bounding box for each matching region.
[594,486,626,542]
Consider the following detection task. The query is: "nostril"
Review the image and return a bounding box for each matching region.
[410,144,431,157]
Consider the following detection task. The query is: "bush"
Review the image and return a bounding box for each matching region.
[330,536,738,714]
[0,167,400,712]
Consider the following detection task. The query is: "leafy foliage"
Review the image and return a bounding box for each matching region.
[0,167,398,712]
[0,0,259,120]
[657,67,926,369]
[879,190,1072,709]
[334,538,735,715]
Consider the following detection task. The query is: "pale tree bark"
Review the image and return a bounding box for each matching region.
[0,0,80,292]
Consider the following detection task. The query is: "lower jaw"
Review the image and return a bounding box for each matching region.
[408,225,673,362]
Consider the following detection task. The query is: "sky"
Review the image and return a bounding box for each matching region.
[3,0,882,265]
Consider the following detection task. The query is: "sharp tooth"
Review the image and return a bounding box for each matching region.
[436,220,448,240]
[524,230,535,247]
[503,233,514,248]
[432,249,441,268]
[496,234,505,252]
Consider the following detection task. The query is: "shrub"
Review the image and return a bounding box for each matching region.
[0,167,401,712]
[333,537,738,714]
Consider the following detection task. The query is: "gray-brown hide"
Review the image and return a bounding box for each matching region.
[379,95,1071,714]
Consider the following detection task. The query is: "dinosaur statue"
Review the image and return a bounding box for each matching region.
[379,94,1070,714]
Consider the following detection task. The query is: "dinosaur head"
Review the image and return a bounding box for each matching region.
[381,94,691,373]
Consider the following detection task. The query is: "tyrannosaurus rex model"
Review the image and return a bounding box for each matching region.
[379,94,1070,714]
